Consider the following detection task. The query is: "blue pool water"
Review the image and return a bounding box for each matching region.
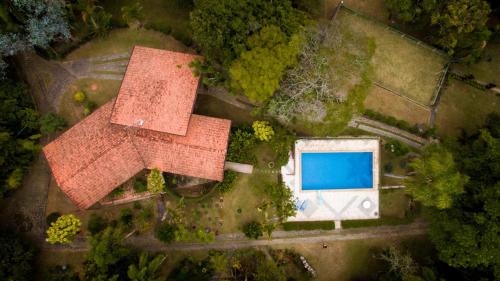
[301,152,373,190]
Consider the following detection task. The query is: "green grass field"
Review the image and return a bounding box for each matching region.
[336,8,447,105]
[454,43,500,86]
[435,78,500,136]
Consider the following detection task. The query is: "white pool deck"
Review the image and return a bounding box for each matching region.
[283,138,380,222]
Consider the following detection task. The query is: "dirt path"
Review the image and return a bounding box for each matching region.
[44,221,427,252]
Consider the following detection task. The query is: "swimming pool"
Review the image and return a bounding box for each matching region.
[301,152,373,190]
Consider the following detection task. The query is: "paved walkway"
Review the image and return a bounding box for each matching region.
[44,221,426,252]
[349,116,429,148]
[224,161,254,174]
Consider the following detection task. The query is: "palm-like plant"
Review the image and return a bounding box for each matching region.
[127,253,166,281]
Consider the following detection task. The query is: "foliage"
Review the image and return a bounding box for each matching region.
[378,246,418,280]
[69,0,112,38]
[87,214,108,235]
[134,203,154,233]
[0,80,41,195]
[242,221,263,239]
[121,2,144,26]
[46,214,82,244]
[264,183,297,222]
[155,223,177,244]
[119,208,134,228]
[0,0,70,74]
[85,227,130,280]
[109,185,125,197]
[127,252,165,281]
[83,100,97,116]
[364,109,436,138]
[40,112,66,135]
[133,178,147,193]
[45,265,80,281]
[46,212,61,226]
[226,128,257,164]
[384,140,410,156]
[214,171,238,193]
[190,0,304,66]
[174,225,215,243]
[252,120,274,141]
[405,144,467,209]
[282,221,336,231]
[427,115,500,271]
[73,91,86,103]
[168,256,214,281]
[0,232,36,281]
[147,168,165,193]
[229,26,301,102]
[188,59,225,87]
[385,0,492,60]
[269,124,295,166]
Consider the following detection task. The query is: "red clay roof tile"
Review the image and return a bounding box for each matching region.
[110,46,201,135]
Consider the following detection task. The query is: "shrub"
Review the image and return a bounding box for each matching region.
[242,221,263,239]
[87,214,107,235]
[147,168,165,193]
[133,201,142,209]
[226,128,257,164]
[46,212,61,226]
[214,171,238,193]
[119,208,134,228]
[270,125,295,166]
[384,163,394,173]
[135,204,154,233]
[133,178,147,193]
[39,112,66,135]
[252,120,274,141]
[110,185,125,197]
[46,214,81,244]
[384,140,410,156]
[83,100,97,116]
[364,109,434,137]
[156,223,177,244]
[73,91,86,103]
[145,22,172,34]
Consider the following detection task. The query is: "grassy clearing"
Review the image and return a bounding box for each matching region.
[272,235,429,281]
[454,43,500,85]
[325,0,389,21]
[59,78,121,125]
[435,78,500,136]
[336,8,447,105]
[102,0,192,40]
[364,86,431,125]
[66,28,190,60]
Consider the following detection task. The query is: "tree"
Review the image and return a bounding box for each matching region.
[46,214,81,244]
[121,2,144,27]
[0,0,70,75]
[40,112,66,135]
[85,227,130,280]
[252,121,274,141]
[229,25,301,102]
[127,253,165,281]
[147,168,165,193]
[405,144,468,209]
[0,232,36,281]
[254,258,286,281]
[379,246,418,280]
[266,183,297,222]
[190,0,304,66]
[87,214,108,235]
[427,114,500,272]
[242,221,263,239]
[385,0,491,60]
[226,127,257,164]
[155,223,177,244]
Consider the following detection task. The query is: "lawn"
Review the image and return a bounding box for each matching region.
[272,235,430,281]
[364,86,431,126]
[454,43,500,85]
[435,78,500,136]
[66,28,190,61]
[325,0,389,21]
[336,7,447,106]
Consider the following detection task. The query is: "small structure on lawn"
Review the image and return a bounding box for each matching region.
[282,138,380,224]
[43,46,231,209]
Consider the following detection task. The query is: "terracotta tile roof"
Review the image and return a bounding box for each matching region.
[44,105,231,209]
[110,46,201,135]
[43,102,145,209]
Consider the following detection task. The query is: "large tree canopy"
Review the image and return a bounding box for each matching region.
[0,232,37,281]
[190,0,304,66]
[427,114,500,272]
[385,0,491,60]
[405,144,468,209]
[229,25,301,102]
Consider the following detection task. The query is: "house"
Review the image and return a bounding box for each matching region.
[43,46,231,209]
